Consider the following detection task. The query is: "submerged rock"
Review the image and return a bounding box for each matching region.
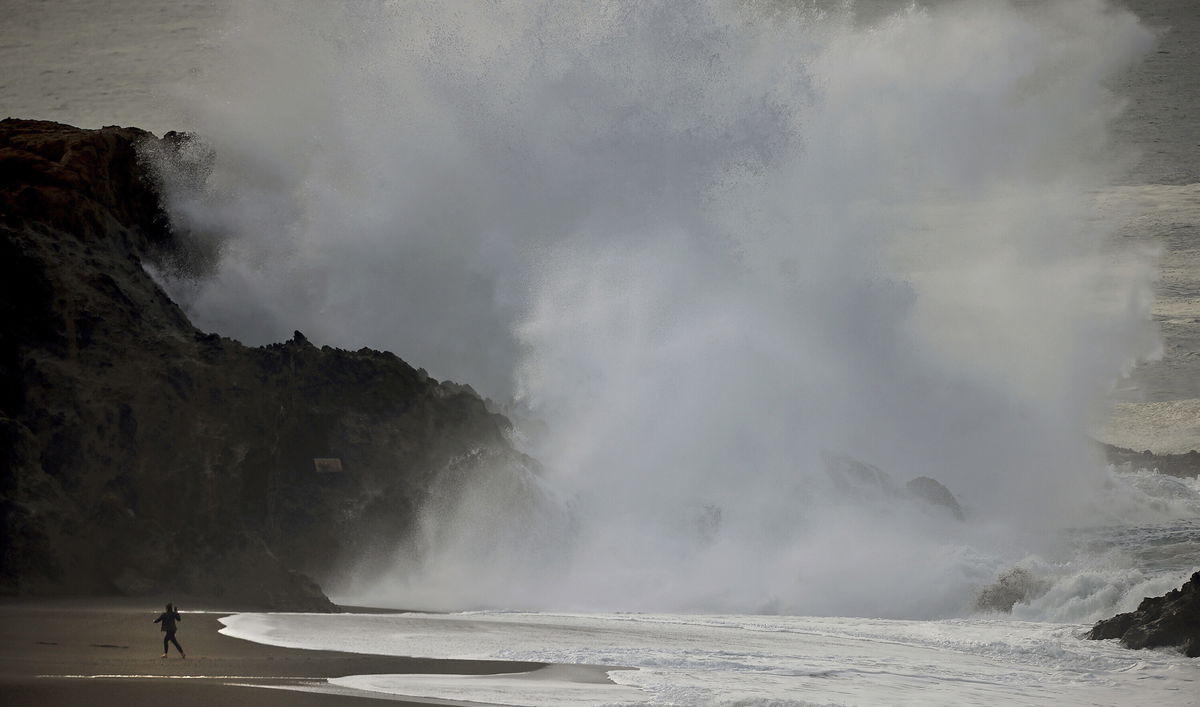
[1087,571,1200,657]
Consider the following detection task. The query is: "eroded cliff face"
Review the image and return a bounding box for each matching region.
[0,119,533,609]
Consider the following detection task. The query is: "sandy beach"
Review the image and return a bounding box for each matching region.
[0,598,546,706]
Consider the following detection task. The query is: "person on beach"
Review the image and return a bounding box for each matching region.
[154,602,185,658]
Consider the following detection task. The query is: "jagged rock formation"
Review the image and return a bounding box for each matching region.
[1087,571,1200,657]
[1102,443,1200,479]
[0,119,534,609]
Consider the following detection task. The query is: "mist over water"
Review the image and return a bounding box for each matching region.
[158,1,1172,617]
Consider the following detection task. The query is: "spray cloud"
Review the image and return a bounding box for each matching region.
[159,1,1160,617]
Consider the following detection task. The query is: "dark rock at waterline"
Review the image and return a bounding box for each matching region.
[0,119,530,609]
[1101,443,1200,479]
[1087,571,1200,657]
[974,567,1049,613]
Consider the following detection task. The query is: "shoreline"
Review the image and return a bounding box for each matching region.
[0,597,554,706]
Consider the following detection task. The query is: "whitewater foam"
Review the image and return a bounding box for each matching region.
[219,610,1200,706]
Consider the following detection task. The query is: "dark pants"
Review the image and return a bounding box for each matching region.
[163,630,183,655]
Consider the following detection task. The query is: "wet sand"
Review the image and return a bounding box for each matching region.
[0,597,546,706]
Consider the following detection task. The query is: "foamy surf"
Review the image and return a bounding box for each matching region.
[219,610,1199,706]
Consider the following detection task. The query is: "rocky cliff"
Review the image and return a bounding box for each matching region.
[0,119,535,609]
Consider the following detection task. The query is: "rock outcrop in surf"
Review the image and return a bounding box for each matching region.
[1087,570,1200,657]
[0,119,532,609]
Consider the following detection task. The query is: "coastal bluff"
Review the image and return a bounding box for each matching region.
[1,119,533,609]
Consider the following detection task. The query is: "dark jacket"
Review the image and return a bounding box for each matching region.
[154,610,181,633]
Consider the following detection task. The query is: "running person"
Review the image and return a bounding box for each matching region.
[154,602,185,658]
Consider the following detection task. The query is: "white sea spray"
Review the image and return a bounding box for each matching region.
[156,1,1172,617]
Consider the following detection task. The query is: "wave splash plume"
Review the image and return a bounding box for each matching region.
[157,1,1170,618]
